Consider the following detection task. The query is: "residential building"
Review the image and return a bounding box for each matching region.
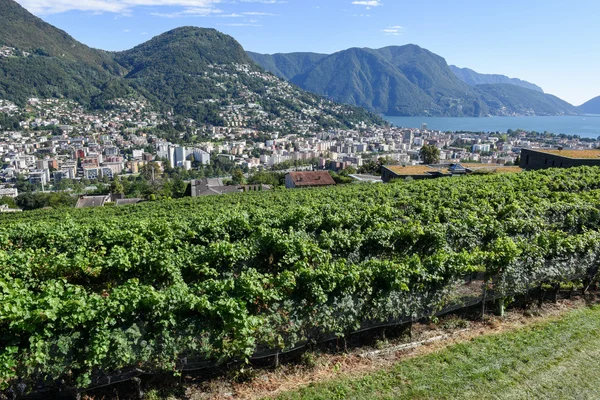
[285,171,337,189]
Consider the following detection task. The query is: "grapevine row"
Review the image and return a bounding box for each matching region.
[0,166,600,392]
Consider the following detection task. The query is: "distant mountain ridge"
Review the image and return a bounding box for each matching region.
[247,51,327,80]
[0,0,580,122]
[476,84,574,115]
[578,96,600,114]
[249,46,577,117]
[0,0,384,130]
[449,66,544,93]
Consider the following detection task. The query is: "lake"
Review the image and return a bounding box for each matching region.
[384,115,600,139]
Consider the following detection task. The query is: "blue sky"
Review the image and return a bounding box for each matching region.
[14,0,600,106]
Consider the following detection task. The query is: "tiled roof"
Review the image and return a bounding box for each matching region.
[288,171,336,186]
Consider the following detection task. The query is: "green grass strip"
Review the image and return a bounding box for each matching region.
[276,306,600,400]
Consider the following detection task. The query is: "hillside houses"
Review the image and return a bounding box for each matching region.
[0,92,598,196]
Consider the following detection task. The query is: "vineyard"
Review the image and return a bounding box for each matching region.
[1,167,600,395]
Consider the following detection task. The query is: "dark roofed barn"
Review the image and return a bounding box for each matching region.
[75,195,110,208]
[520,148,600,170]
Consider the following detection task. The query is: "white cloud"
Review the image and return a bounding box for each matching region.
[150,7,224,18]
[351,0,382,9]
[150,9,278,18]
[219,23,261,26]
[15,0,282,22]
[241,11,277,16]
[381,25,404,36]
[239,0,286,3]
[15,0,223,15]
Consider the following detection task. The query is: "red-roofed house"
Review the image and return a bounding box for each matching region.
[285,171,337,189]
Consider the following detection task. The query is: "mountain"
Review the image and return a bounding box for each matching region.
[287,45,488,117]
[0,0,576,122]
[112,27,383,128]
[0,0,119,66]
[0,0,125,106]
[578,96,600,114]
[250,45,577,117]
[113,27,252,123]
[117,27,251,71]
[450,66,544,93]
[247,52,327,80]
[0,0,383,131]
[477,84,576,115]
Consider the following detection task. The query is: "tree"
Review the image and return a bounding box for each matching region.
[339,166,357,177]
[420,144,440,165]
[15,192,75,210]
[0,196,17,208]
[172,178,187,198]
[358,157,397,175]
[72,181,85,195]
[14,174,33,193]
[140,162,162,181]
[248,171,284,187]
[110,177,125,195]
[329,170,353,185]
[358,160,378,175]
[231,168,244,185]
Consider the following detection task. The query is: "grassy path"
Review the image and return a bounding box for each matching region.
[274,305,600,400]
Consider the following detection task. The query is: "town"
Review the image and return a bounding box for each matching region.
[1,85,599,210]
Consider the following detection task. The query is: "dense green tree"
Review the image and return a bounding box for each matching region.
[15,192,76,210]
[14,174,34,193]
[247,171,284,187]
[231,168,245,185]
[172,178,188,198]
[329,170,353,184]
[109,177,125,195]
[420,144,441,164]
[0,113,21,131]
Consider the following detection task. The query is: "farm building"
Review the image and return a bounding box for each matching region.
[285,171,337,189]
[381,163,522,183]
[520,149,600,170]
